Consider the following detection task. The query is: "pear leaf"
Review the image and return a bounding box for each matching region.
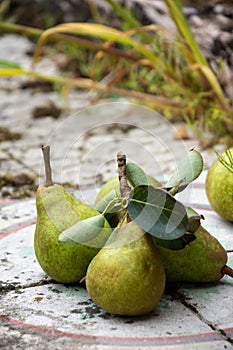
[128,185,188,240]
[126,162,150,187]
[59,214,105,244]
[153,207,202,250]
[166,149,203,194]
[94,189,119,213]
[154,233,196,250]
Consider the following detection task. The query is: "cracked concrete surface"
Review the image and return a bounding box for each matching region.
[1,34,233,349]
[1,178,233,349]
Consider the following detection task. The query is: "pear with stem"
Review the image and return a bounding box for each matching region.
[34,145,111,283]
[86,152,166,315]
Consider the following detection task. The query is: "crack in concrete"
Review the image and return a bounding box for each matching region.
[1,281,233,347]
[170,288,233,345]
[3,149,38,176]
[0,278,53,294]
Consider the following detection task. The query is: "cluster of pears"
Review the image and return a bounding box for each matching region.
[34,146,233,317]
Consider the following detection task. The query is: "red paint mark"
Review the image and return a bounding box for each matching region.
[0,221,36,239]
[187,204,213,212]
[0,198,15,205]
[0,315,97,341]
[225,327,233,333]
[0,314,221,345]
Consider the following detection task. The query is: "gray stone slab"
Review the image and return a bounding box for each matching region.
[0,199,36,232]
[179,257,233,331]
[36,101,205,188]
[0,285,212,339]
[0,222,44,286]
[1,184,233,349]
[0,326,230,350]
[1,99,202,189]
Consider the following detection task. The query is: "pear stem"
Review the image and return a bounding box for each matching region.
[117,152,131,198]
[41,145,53,187]
[221,265,233,278]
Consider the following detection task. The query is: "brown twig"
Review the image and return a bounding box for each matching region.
[41,145,53,187]
[117,152,131,198]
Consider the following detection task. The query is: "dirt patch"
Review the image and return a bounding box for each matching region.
[0,126,22,142]
[32,100,62,119]
[0,172,36,199]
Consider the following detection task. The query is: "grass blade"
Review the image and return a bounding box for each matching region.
[165,0,207,66]
[32,23,162,67]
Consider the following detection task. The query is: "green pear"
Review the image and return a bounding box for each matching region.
[206,148,233,221]
[86,221,166,316]
[34,145,111,283]
[94,174,161,227]
[155,226,233,283]
[94,176,123,227]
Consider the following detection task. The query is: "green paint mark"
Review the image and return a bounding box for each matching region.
[17,246,34,257]
[158,298,170,309]
[224,253,233,285]
[50,284,87,298]
[222,240,233,250]
[227,253,233,265]
[185,285,220,301]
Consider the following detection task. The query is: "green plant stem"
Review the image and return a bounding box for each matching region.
[117,210,128,228]
[0,21,141,62]
[0,66,186,110]
[32,23,168,71]
[87,0,102,24]
[101,197,125,216]
[169,180,184,196]
[165,0,207,66]
[104,0,152,42]
[165,0,229,110]
[105,0,140,28]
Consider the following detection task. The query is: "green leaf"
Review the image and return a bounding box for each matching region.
[172,0,182,11]
[126,162,149,187]
[58,214,105,244]
[0,59,21,69]
[166,149,203,193]
[153,206,202,250]
[154,233,196,250]
[128,185,188,240]
[94,189,119,213]
[126,162,161,188]
[33,22,162,68]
